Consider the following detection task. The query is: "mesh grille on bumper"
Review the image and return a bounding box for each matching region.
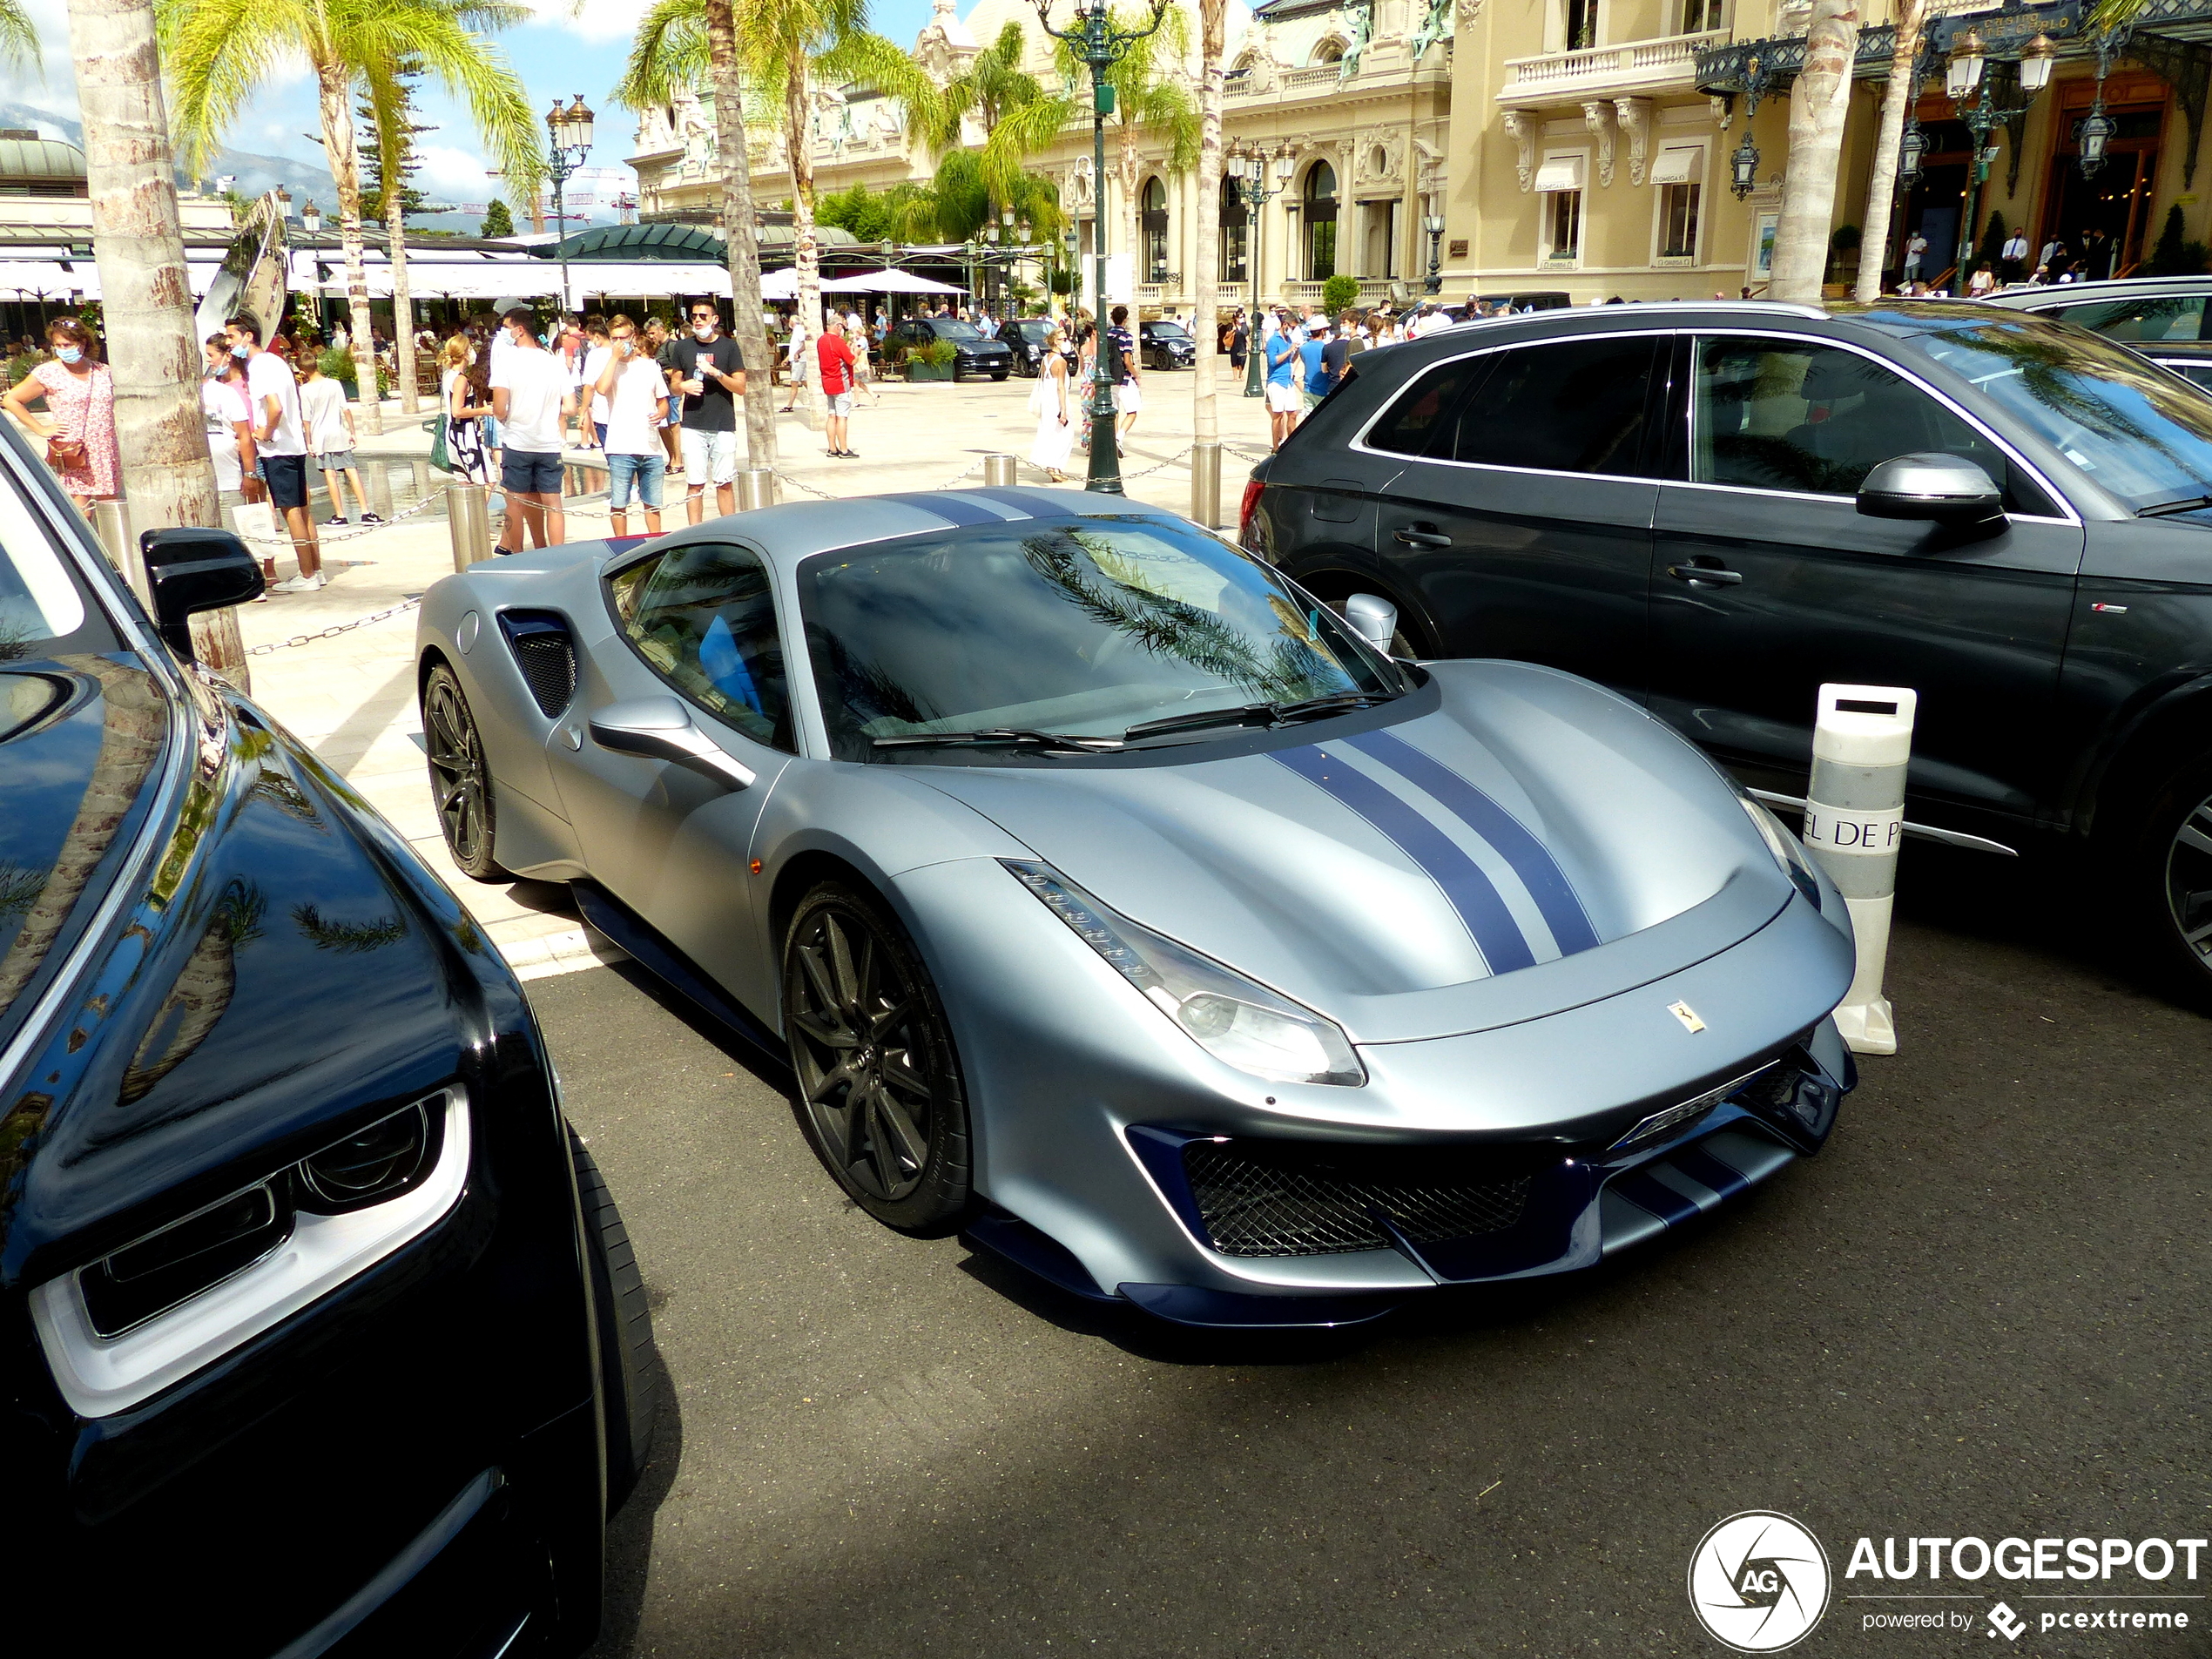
[1183,1142,1535,1258]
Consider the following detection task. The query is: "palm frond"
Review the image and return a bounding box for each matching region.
[0,0,40,75]
[612,0,712,109]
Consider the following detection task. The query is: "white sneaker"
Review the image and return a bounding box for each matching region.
[271,571,328,593]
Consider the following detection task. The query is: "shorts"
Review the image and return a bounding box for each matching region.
[483,415,502,448]
[826,390,853,416]
[314,449,355,473]
[1301,388,1325,411]
[261,453,310,511]
[607,450,664,513]
[502,450,563,496]
[1115,381,1143,414]
[594,421,608,448]
[1264,381,1301,414]
[681,426,739,488]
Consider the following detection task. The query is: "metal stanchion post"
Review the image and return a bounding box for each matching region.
[983,454,1017,488]
[736,469,777,511]
[1190,442,1222,528]
[365,464,394,522]
[412,458,430,502]
[447,481,492,570]
[1800,683,1917,1056]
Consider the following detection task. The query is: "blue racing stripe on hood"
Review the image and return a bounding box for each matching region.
[1272,745,1535,975]
[1346,728,1601,955]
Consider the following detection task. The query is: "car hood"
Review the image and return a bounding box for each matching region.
[913,662,1802,1043]
[0,655,514,1289]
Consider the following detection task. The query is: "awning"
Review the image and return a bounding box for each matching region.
[759,266,798,300]
[0,260,93,298]
[820,268,967,295]
[1649,147,1701,186]
[562,262,732,306]
[1533,154,1585,193]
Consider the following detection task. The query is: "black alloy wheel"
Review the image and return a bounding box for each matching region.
[2141,755,2212,1000]
[782,881,973,1232]
[422,663,509,881]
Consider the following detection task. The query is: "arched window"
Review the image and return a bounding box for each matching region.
[1142,176,1170,284]
[1220,172,1248,285]
[1303,159,1338,281]
[1229,51,1257,78]
[1310,37,1345,64]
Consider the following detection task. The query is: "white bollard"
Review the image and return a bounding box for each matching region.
[1800,684,1917,1056]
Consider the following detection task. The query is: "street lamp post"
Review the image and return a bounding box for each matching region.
[1034,0,1172,495]
[1939,26,2051,286]
[1422,212,1446,293]
[1229,142,1294,398]
[300,202,327,339]
[543,94,596,316]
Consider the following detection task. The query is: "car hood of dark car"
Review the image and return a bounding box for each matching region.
[912,661,1803,1043]
[0,654,510,1288]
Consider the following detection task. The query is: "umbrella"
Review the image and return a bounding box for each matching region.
[821,269,967,295]
[759,266,798,300]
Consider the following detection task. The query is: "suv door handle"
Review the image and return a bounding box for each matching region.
[1394,528,1453,549]
[1666,563,1744,587]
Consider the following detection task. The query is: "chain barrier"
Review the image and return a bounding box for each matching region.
[244,596,422,656]
[232,482,444,549]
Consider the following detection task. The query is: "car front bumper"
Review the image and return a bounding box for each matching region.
[892,859,1856,1330]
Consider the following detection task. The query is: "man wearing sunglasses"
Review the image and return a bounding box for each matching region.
[667,300,747,523]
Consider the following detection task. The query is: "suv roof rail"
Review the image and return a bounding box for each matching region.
[1559,299,1833,320]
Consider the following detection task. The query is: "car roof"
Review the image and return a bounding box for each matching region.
[605,487,1179,576]
[1979,275,2212,311]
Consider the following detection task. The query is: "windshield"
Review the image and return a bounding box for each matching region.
[1,464,91,659]
[934,320,982,341]
[1150,323,1190,339]
[1015,321,1051,341]
[798,516,1405,761]
[1905,318,2212,511]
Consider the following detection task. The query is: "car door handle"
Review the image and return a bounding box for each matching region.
[1665,563,1744,587]
[1393,529,1453,549]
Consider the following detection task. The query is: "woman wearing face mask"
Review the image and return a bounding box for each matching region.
[439,334,494,486]
[5,316,119,513]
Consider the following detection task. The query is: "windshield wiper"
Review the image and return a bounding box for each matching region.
[2137,493,2212,517]
[872,728,1123,752]
[1120,691,1395,744]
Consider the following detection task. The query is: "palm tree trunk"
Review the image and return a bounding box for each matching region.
[390,213,420,414]
[786,57,826,432]
[1854,0,1925,302]
[1191,0,1226,455]
[64,0,245,685]
[318,57,381,435]
[1769,0,1859,306]
[707,0,775,469]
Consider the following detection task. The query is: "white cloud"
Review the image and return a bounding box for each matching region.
[512,0,639,46]
[412,142,501,208]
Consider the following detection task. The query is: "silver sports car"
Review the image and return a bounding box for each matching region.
[415,487,1857,1329]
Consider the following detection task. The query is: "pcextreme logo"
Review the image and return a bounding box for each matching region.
[1689,1511,1833,1652]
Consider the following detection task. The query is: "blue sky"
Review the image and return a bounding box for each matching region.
[9,0,941,224]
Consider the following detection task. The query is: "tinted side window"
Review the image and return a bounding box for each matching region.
[1362,357,1485,455]
[2049,294,2210,343]
[1444,336,1658,475]
[610,542,792,752]
[1691,336,2047,512]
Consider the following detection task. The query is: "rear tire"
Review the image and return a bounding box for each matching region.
[571,1130,657,1514]
[2129,751,2212,1005]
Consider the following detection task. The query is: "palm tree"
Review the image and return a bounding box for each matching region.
[1769,0,1859,306]
[921,20,1042,152]
[617,0,779,469]
[1854,0,1926,301]
[1190,0,1228,514]
[1,0,37,68]
[158,0,543,438]
[64,0,246,679]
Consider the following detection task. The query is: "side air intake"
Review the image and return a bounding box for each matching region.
[497,610,577,719]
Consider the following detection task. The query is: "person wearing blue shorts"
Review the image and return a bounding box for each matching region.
[489,306,573,552]
[594,314,670,536]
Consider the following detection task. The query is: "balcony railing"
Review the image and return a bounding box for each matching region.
[1498,28,1726,103]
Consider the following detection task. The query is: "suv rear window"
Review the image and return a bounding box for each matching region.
[1440,336,1659,475]
[1361,357,1487,455]
[2044,293,2210,343]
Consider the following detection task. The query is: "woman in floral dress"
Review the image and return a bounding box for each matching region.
[3,316,119,512]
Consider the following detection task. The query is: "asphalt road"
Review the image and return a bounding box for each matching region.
[550,845,2208,1658]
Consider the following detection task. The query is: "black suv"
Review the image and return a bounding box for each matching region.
[1240,300,2212,995]
[891,315,1013,381]
[0,424,651,1654]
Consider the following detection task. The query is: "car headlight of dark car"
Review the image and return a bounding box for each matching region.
[1002,859,1364,1085]
[31,1089,469,1417]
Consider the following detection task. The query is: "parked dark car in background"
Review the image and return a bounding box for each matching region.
[0,423,651,1656]
[892,315,1013,381]
[1982,275,2212,388]
[1240,299,2212,1000]
[1443,291,1574,321]
[1140,319,1197,369]
[1005,316,1058,376]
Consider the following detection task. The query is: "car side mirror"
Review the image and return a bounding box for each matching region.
[588,695,756,790]
[1856,454,2005,524]
[1343,593,1399,653]
[140,527,264,660]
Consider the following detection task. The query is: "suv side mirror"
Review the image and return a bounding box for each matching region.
[1343,593,1399,653]
[140,527,264,660]
[1857,453,2005,523]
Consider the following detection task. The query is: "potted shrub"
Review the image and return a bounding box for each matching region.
[1320,273,1360,315]
[907,337,958,381]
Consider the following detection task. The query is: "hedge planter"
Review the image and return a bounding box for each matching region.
[904,361,953,381]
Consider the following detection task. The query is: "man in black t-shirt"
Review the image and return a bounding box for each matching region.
[665,300,747,523]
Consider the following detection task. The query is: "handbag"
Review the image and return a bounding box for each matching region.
[429,413,451,472]
[45,434,86,469]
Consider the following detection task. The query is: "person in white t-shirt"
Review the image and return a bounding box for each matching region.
[489,305,574,553]
[592,313,670,536]
[576,316,612,448]
[296,348,378,526]
[227,314,323,591]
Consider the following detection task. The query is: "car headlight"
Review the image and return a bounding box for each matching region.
[1001,860,1365,1086]
[31,1089,469,1417]
[1738,793,1824,909]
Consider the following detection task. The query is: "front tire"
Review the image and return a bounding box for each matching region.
[782,881,973,1233]
[2133,752,2212,1002]
[421,662,510,881]
[572,1131,657,1514]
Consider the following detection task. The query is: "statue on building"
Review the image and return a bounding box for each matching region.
[676,87,718,179]
[1408,0,1453,62]
[915,0,977,84]
[1339,0,1372,79]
